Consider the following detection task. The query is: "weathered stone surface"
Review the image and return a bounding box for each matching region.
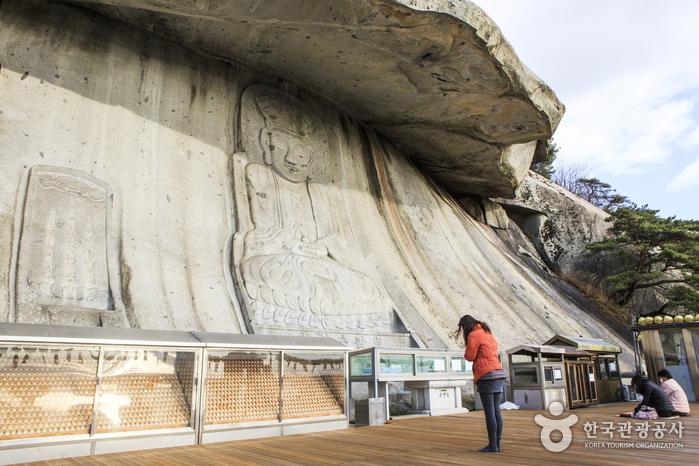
[232,84,413,346]
[14,166,123,326]
[482,198,510,229]
[65,0,564,197]
[458,197,485,223]
[494,172,611,274]
[0,1,631,368]
[0,0,248,331]
[369,138,631,368]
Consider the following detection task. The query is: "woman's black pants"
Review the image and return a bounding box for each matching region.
[479,392,503,449]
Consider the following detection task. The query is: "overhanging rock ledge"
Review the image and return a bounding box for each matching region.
[69,0,565,198]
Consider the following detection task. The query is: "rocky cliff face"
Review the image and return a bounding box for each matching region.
[66,0,564,199]
[0,0,632,367]
[495,172,611,275]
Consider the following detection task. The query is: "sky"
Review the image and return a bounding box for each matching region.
[475,0,699,220]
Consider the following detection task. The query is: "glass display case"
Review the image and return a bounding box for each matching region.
[0,326,200,456]
[0,323,350,463]
[282,352,345,419]
[450,358,468,373]
[204,351,280,425]
[350,348,471,382]
[95,349,195,433]
[379,353,414,375]
[416,355,447,373]
[0,346,99,440]
[193,332,349,444]
[350,352,372,377]
[348,347,472,421]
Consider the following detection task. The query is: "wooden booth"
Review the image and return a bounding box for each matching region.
[544,335,623,406]
[507,345,569,410]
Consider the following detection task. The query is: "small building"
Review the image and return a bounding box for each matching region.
[506,345,571,410]
[636,316,699,402]
[544,335,623,406]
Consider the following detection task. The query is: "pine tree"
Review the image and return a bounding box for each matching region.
[530,139,558,179]
[575,178,631,211]
[587,206,699,312]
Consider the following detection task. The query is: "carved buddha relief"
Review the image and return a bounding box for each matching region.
[13,165,124,325]
[232,85,402,343]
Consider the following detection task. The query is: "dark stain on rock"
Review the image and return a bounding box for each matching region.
[190,84,197,106]
[119,257,138,328]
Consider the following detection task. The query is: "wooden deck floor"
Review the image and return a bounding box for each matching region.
[26,403,697,466]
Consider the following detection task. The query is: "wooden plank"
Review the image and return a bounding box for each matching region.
[23,403,697,466]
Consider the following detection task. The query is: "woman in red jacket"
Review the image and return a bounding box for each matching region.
[457,314,506,453]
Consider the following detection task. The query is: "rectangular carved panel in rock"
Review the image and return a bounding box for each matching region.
[16,166,114,311]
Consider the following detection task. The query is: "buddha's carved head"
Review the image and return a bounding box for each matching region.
[261,126,314,183]
[242,86,324,183]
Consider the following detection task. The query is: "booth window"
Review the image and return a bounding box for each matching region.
[568,365,578,399]
[0,346,99,440]
[513,366,538,384]
[95,349,194,432]
[542,356,563,362]
[596,358,608,379]
[205,351,280,425]
[659,329,696,401]
[659,329,688,366]
[544,366,553,382]
[379,354,413,374]
[543,366,563,384]
[607,360,618,378]
[510,354,536,364]
[283,352,345,419]
[596,357,618,380]
[588,365,597,399]
[554,367,563,382]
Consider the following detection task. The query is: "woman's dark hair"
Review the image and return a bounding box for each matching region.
[657,369,673,380]
[456,314,491,343]
[631,374,645,390]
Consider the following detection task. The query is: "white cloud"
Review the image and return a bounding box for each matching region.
[669,158,699,192]
[686,127,699,146]
[558,93,697,174]
[475,0,699,182]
